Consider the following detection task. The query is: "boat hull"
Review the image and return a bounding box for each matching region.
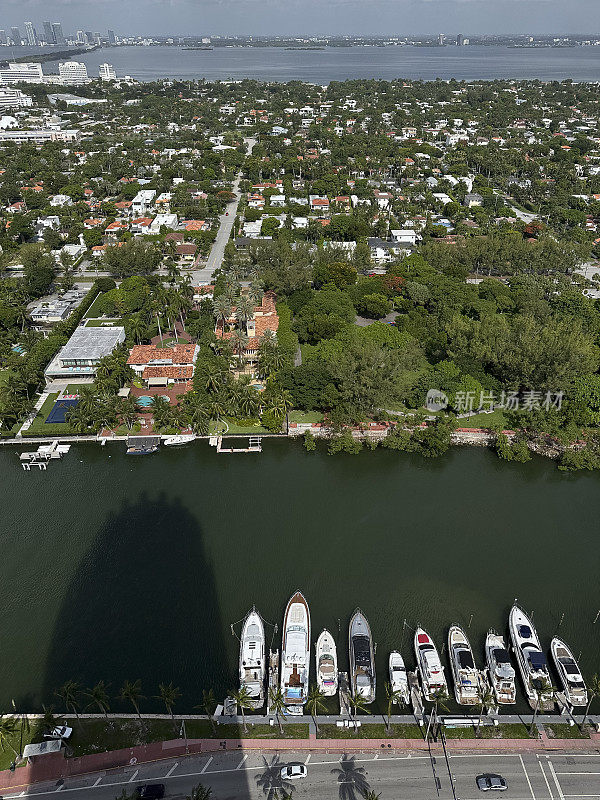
[349,609,376,704]
[551,637,588,708]
[485,631,516,705]
[509,605,554,710]
[316,629,338,696]
[280,591,310,715]
[414,628,447,703]
[388,651,410,705]
[239,608,266,709]
[448,625,479,706]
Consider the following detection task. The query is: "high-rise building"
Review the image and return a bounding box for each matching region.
[51,23,65,46]
[10,27,22,46]
[24,22,37,47]
[58,61,89,85]
[93,32,101,45]
[438,33,445,46]
[457,33,465,46]
[43,21,55,45]
[0,62,44,83]
[107,29,116,45]
[99,63,117,81]
[0,31,7,46]
[76,31,86,44]
[85,31,94,44]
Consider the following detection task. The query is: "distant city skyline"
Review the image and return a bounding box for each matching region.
[2,1,600,38]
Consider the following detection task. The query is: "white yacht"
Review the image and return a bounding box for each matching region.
[315,629,338,696]
[239,607,266,708]
[349,609,376,703]
[389,651,410,705]
[509,604,554,710]
[414,628,448,702]
[485,630,516,705]
[448,625,480,706]
[280,591,310,715]
[551,637,588,707]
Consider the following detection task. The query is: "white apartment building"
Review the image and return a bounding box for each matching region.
[131,189,157,216]
[58,61,90,86]
[0,88,33,109]
[99,63,117,81]
[0,63,44,84]
[0,129,80,144]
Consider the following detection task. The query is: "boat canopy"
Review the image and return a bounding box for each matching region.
[493,648,511,664]
[417,633,430,644]
[353,635,371,665]
[528,650,547,670]
[457,650,475,669]
[518,624,532,638]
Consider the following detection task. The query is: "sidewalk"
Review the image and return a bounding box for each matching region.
[15,390,50,437]
[0,731,598,796]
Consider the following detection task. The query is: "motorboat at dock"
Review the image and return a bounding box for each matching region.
[315,629,338,696]
[448,625,480,706]
[551,637,588,708]
[163,434,196,446]
[349,609,376,703]
[414,627,447,702]
[280,591,310,715]
[239,607,266,709]
[485,630,516,705]
[509,604,554,710]
[389,651,410,705]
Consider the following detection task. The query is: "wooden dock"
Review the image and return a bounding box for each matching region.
[210,436,262,453]
[339,671,350,716]
[266,650,279,714]
[408,670,424,717]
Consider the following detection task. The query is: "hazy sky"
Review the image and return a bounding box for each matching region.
[3,0,600,37]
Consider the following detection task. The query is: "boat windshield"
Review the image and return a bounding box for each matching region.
[493,648,511,664]
[518,624,532,638]
[528,650,547,671]
[353,635,371,665]
[457,650,475,669]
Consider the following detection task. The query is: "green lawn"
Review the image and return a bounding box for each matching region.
[211,418,270,435]
[23,393,75,437]
[545,723,590,739]
[288,410,324,424]
[444,723,532,740]
[456,410,507,429]
[83,293,111,320]
[318,723,423,739]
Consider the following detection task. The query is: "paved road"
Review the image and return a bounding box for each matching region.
[15,750,600,800]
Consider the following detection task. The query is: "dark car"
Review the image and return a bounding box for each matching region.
[476,774,507,792]
[136,785,166,799]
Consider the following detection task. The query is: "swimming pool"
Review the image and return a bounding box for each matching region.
[136,395,171,407]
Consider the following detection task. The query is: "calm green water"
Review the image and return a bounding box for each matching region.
[1,440,598,714]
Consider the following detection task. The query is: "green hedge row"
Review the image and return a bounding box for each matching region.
[276,302,299,366]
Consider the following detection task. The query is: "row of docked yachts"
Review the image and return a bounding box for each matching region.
[238,596,588,715]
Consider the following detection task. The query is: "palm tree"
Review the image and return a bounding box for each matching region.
[582,673,600,728]
[212,297,232,333]
[364,793,381,800]
[385,681,405,733]
[306,684,327,736]
[234,297,255,329]
[475,683,495,737]
[157,682,181,724]
[67,404,93,434]
[40,704,59,735]
[530,680,553,736]
[120,679,145,722]
[268,687,287,735]
[230,686,253,734]
[55,680,81,724]
[202,362,227,394]
[188,784,212,800]
[188,404,210,436]
[0,716,18,759]
[207,397,227,431]
[266,390,293,424]
[84,681,111,718]
[150,395,172,431]
[230,329,249,368]
[127,312,147,344]
[195,689,217,734]
[348,691,371,731]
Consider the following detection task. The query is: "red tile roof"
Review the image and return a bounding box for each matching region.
[128,344,197,366]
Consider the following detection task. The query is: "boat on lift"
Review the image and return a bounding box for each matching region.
[239,607,266,709]
[448,625,480,706]
[509,604,554,710]
[551,637,588,708]
[349,609,376,703]
[389,651,410,705]
[280,591,310,715]
[414,627,448,702]
[315,629,338,696]
[485,630,516,705]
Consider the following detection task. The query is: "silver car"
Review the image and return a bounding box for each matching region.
[476,774,508,792]
[281,763,307,780]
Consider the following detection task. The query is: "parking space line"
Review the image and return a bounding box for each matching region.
[520,754,537,800]
[200,756,213,774]
[236,754,248,770]
[548,761,565,800]
[539,761,555,800]
[128,770,139,783]
[92,778,102,787]
[165,762,179,777]
[304,754,311,765]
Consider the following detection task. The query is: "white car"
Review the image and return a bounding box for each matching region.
[44,726,73,740]
[281,763,307,780]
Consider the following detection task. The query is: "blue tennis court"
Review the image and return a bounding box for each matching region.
[45,397,79,424]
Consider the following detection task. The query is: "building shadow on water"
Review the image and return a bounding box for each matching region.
[23,492,253,799]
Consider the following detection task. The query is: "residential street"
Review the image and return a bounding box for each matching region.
[13,750,600,800]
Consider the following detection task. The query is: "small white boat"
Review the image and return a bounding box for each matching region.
[239,607,266,708]
[551,637,588,708]
[163,434,196,446]
[389,651,410,705]
[509,604,554,710]
[316,629,338,696]
[485,630,516,705]
[414,627,448,702]
[349,609,376,703]
[280,591,310,715]
[449,625,480,706]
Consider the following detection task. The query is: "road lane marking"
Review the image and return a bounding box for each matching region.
[236,755,248,769]
[557,774,600,776]
[304,754,311,765]
[200,756,213,773]
[165,762,179,777]
[539,761,555,800]
[128,770,139,783]
[549,762,565,800]
[92,778,102,786]
[520,754,537,800]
